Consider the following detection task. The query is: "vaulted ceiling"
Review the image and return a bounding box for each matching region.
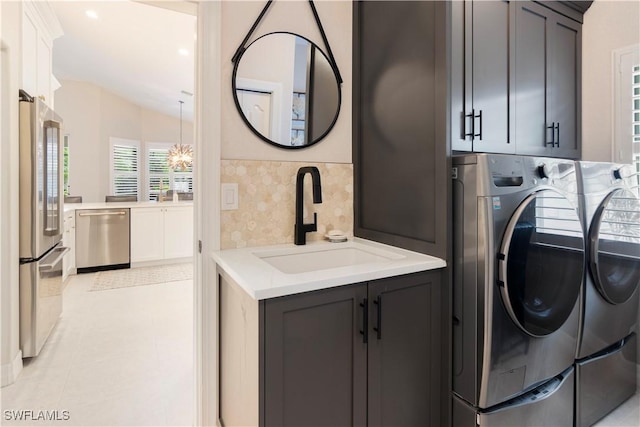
[51,1,196,121]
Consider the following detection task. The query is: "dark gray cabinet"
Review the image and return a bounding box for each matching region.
[452,0,514,154]
[262,283,368,426]
[451,0,583,159]
[367,272,443,427]
[218,270,443,427]
[264,270,443,427]
[353,1,448,259]
[514,1,582,159]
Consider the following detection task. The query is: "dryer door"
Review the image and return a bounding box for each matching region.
[589,188,640,305]
[498,189,584,337]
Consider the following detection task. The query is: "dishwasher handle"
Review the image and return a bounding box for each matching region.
[78,211,127,217]
[39,247,70,271]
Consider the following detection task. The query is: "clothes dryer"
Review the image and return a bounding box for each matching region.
[575,161,639,427]
[452,154,584,424]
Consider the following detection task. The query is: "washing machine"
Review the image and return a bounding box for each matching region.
[452,154,585,425]
[575,161,640,427]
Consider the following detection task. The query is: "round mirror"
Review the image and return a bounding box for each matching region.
[232,32,341,149]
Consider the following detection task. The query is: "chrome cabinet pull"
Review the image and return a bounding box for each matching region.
[78,211,127,217]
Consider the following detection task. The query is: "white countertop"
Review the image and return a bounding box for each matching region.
[64,201,193,213]
[212,238,446,300]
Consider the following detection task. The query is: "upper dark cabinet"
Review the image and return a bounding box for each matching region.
[452,0,583,159]
[514,1,582,159]
[353,1,448,259]
[452,0,514,154]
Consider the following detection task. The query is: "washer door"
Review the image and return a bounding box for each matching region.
[498,190,584,337]
[589,188,640,305]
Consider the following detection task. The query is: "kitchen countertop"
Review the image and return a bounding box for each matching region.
[64,201,193,213]
[212,238,446,300]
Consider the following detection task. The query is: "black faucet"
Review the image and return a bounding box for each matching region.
[294,166,322,245]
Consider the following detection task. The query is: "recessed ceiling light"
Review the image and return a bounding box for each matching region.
[85,10,98,20]
[178,48,189,56]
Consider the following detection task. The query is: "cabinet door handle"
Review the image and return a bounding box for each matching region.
[546,122,556,147]
[474,110,483,141]
[464,109,475,139]
[359,298,368,344]
[373,295,382,340]
[555,122,560,147]
[78,211,127,217]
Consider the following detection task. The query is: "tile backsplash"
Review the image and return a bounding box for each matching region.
[220,160,354,249]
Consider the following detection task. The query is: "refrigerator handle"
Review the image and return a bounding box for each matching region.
[43,119,63,236]
[39,247,70,271]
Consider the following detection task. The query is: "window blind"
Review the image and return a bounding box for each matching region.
[111,142,139,196]
[148,147,170,199]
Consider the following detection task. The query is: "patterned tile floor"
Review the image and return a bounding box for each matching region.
[0,272,193,426]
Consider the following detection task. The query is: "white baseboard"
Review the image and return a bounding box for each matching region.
[1,350,22,387]
[131,257,192,269]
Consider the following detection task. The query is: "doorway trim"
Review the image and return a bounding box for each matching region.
[194,1,222,426]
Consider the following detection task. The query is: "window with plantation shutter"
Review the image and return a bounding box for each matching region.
[146,142,193,201]
[614,46,640,196]
[148,145,171,200]
[110,138,140,197]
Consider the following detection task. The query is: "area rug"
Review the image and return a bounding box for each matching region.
[91,263,193,291]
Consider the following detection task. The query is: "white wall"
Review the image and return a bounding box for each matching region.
[55,80,194,202]
[582,0,640,161]
[221,1,352,163]
[1,0,24,386]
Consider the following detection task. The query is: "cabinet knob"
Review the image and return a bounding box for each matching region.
[38,95,46,102]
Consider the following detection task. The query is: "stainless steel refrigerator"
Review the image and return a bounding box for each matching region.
[18,90,69,358]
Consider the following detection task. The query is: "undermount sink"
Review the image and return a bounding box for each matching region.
[253,243,404,274]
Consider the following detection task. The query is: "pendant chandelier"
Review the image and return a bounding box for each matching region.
[168,100,193,171]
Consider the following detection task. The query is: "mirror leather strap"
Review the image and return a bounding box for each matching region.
[231,0,343,85]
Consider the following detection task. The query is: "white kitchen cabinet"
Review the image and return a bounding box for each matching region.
[163,206,194,259]
[21,0,63,107]
[21,10,38,97]
[131,208,165,263]
[62,210,76,282]
[131,206,193,263]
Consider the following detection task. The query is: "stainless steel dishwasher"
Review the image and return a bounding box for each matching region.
[75,208,130,272]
